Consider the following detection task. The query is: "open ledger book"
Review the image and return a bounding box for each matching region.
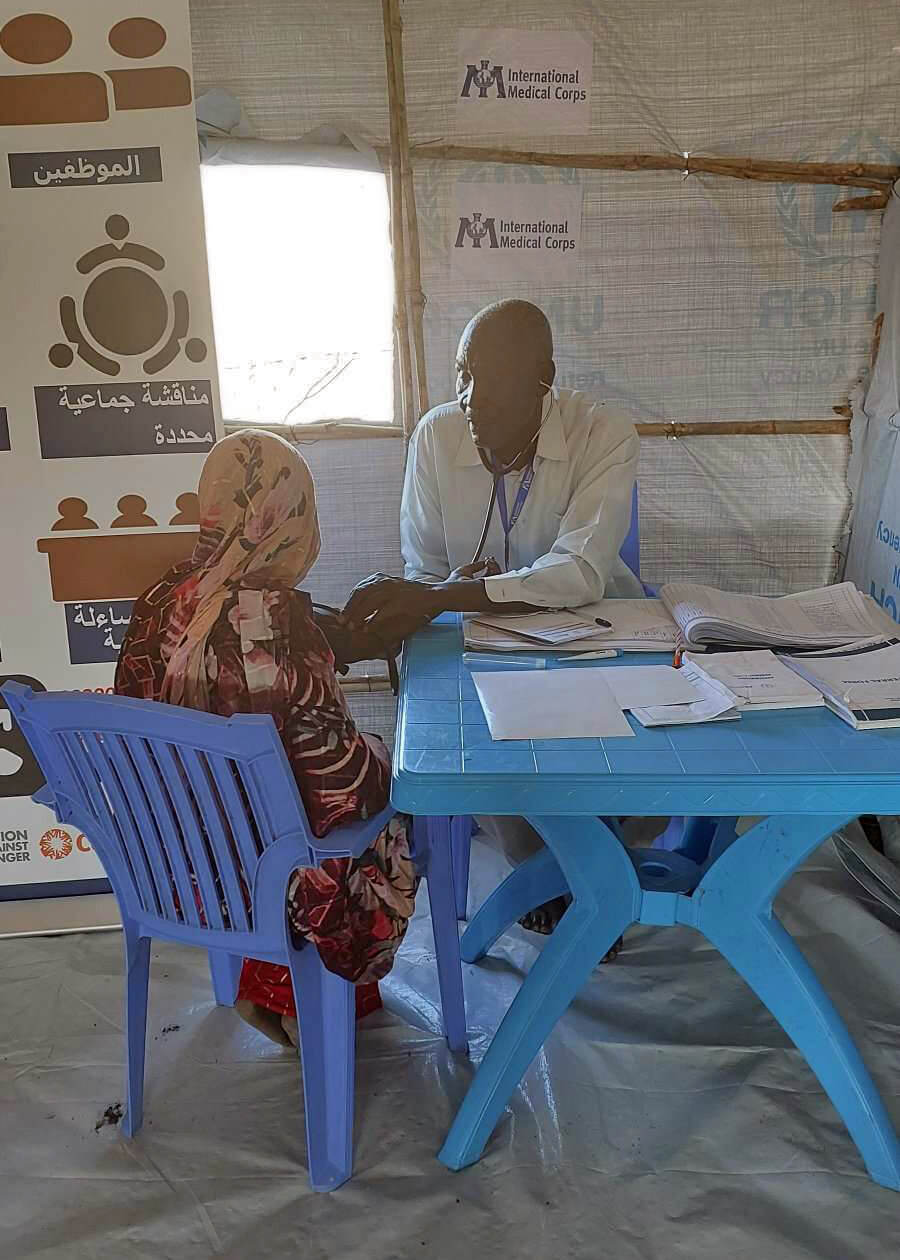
[465,599,678,653]
[659,581,889,651]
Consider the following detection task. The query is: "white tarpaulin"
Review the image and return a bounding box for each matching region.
[186,0,900,593]
[845,185,900,632]
[2,835,900,1258]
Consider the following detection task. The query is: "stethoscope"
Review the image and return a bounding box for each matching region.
[470,384,554,570]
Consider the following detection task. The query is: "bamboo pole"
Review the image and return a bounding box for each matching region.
[226,417,849,440]
[832,191,891,213]
[384,0,429,419]
[381,23,415,436]
[635,418,850,438]
[409,144,898,190]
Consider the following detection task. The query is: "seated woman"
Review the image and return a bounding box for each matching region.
[115,430,417,1046]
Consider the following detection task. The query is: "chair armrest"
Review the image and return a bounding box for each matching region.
[32,784,56,810]
[307,803,397,859]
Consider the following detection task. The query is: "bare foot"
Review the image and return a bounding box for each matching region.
[518,897,623,962]
[519,896,569,935]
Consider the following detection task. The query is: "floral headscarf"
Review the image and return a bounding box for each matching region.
[160,430,321,708]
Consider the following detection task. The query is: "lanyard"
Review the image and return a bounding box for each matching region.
[495,461,535,570]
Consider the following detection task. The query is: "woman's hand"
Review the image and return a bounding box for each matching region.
[448,556,501,581]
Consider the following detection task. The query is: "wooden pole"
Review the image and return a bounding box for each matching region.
[409,144,898,191]
[385,0,429,419]
[635,418,849,438]
[381,11,415,436]
[225,417,849,440]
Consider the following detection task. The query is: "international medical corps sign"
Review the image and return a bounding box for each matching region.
[450,181,584,283]
[456,28,593,135]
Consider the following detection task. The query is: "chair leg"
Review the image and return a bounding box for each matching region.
[122,930,151,1138]
[419,817,468,1054]
[287,941,355,1192]
[450,816,472,920]
[459,848,568,964]
[208,950,243,1006]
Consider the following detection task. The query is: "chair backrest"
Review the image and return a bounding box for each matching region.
[619,482,641,582]
[1,682,314,951]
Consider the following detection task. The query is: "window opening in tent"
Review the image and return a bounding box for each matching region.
[200,164,394,429]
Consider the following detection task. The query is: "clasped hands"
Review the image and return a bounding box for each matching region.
[338,556,501,649]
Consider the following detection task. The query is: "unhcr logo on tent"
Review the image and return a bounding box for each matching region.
[460,60,506,99]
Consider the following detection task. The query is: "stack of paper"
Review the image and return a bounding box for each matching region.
[781,639,900,729]
[659,581,883,651]
[465,609,611,652]
[465,599,678,654]
[631,660,741,727]
[684,650,825,711]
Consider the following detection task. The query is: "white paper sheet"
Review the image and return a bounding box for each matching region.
[472,669,635,740]
[596,665,701,709]
[631,661,741,726]
[684,649,825,709]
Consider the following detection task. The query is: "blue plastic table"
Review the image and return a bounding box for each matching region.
[391,616,900,1189]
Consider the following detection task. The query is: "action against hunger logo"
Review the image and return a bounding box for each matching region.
[460,59,506,99]
[455,212,498,248]
[40,828,72,860]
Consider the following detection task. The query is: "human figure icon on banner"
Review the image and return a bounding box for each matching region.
[51,497,98,531]
[111,495,157,528]
[169,492,200,526]
[49,215,208,377]
[0,675,46,798]
[106,17,192,112]
[0,12,191,128]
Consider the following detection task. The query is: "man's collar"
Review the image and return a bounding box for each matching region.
[454,394,568,467]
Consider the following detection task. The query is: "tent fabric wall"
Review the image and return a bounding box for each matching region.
[188,0,900,592]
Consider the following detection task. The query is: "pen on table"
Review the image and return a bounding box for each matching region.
[462,652,547,669]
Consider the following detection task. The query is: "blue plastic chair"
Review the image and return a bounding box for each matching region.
[2,682,467,1192]
[448,482,657,918]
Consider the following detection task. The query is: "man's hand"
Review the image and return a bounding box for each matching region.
[313,608,401,670]
[341,573,440,643]
[448,556,501,580]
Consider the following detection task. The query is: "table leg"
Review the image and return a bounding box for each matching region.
[439,817,640,1170]
[690,813,900,1190]
[459,847,568,964]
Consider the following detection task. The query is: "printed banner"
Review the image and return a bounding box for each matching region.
[450,181,584,282]
[0,1,222,905]
[456,28,593,135]
[8,145,162,188]
[37,380,215,457]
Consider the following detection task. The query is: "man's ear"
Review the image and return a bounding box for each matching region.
[544,360,557,388]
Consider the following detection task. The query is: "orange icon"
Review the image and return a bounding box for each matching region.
[40,827,73,860]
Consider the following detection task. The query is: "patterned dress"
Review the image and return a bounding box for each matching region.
[114,431,417,1022]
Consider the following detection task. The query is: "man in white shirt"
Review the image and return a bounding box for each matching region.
[343,299,639,935]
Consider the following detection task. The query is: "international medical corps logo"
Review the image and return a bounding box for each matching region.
[460,59,506,99]
[455,211,498,249]
[775,132,899,269]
